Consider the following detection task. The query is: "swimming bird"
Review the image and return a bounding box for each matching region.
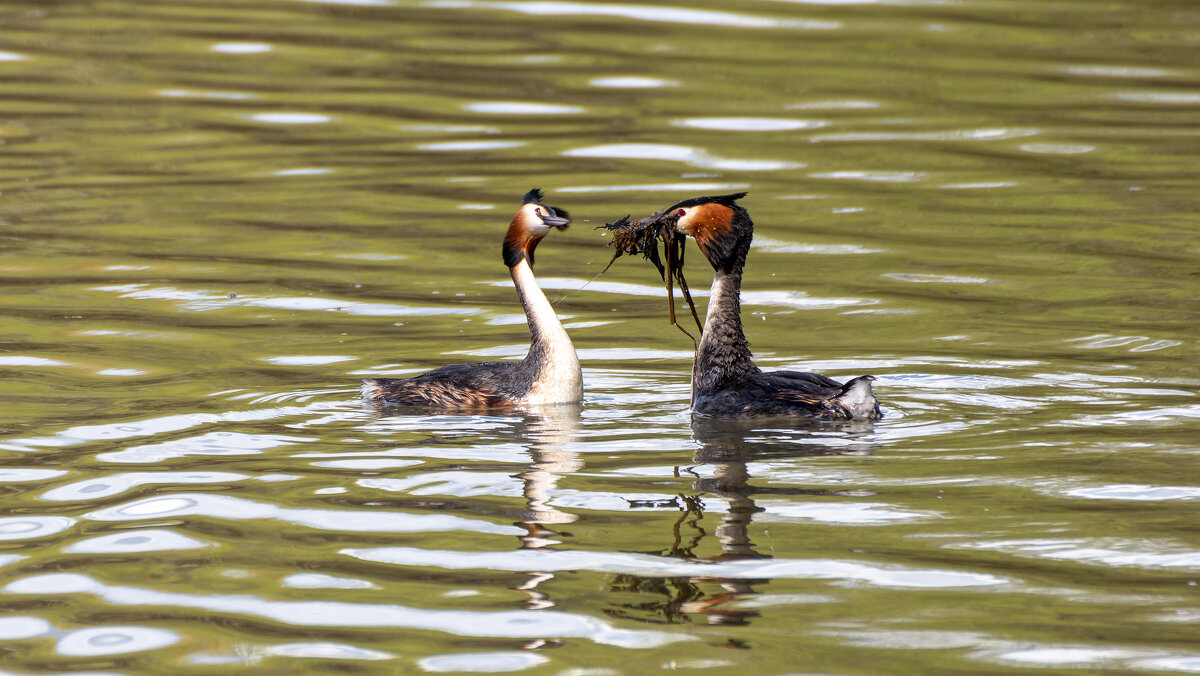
[361,189,582,409]
[637,192,881,420]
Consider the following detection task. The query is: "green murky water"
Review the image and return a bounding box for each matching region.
[1,0,1198,673]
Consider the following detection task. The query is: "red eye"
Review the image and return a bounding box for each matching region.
[677,209,686,217]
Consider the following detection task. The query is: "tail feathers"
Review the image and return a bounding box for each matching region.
[360,378,383,402]
[834,375,881,420]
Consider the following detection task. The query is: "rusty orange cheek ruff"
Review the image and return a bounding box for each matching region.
[676,203,734,255]
[503,215,543,267]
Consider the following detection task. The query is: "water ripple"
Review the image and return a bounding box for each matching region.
[65,529,211,554]
[990,646,1156,666]
[282,573,379,590]
[425,1,841,30]
[359,471,523,497]
[57,625,179,657]
[92,284,478,317]
[812,128,1037,143]
[6,405,343,452]
[345,547,1007,588]
[1065,334,1182,352]
[463,101,583,115]
[0,356,69,367]
[0,516,75,541]
[673,117,829,131]
[42,472,248,502]
[265,642,393,660]
[883,273,991,284]
[811,170,925,183]
[158,88,256,100]
[590,76,677,88]
[0,616,53,640]
[559,182,749,193]
[97,432,312,464]
[960,539,1200,569]
[262,355,358,366]
[0,468,69,482]
[312,458,423,470]
[418,140,525,151]
[1113,91,1200,104]
[754,500,934,524]
[211,42,273,54]
[5,573,691,648]
[247,112,333,124]
[563,143,801,171]
[87,493,522,536]
[1020,143,1095,154]
[754,236,885,255]
[419,651,549,672]
[1064,484,1200,501]
[1063,65,1169,78]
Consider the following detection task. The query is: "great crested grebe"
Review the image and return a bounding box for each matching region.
[361,189,582,409]
[638,192,881,420]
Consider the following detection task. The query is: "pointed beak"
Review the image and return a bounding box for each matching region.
[647,210,681,232]
[541,213,570,229]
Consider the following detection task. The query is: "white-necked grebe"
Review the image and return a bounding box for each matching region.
[618,193,881,420]
[361,189,582,409]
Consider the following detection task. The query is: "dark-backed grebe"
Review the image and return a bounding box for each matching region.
[640,192,881,420]
[361,189,582,409]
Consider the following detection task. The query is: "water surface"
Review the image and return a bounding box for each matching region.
[1,0,1198,673]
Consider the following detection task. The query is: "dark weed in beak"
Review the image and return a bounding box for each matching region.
[598,211,704,342]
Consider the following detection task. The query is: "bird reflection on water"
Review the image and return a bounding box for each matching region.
[363,403,584,650]
[610,418,879,628]
[510,404,582,631]
[367,403,878,645]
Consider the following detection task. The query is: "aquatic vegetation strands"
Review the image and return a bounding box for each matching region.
[598,212,704,341]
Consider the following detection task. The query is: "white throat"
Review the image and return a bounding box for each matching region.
[511,259,582,404]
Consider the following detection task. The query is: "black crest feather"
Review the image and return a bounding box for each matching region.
[522,188,545,204]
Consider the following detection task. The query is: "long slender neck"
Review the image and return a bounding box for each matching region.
[510,258,568,350]
[692,267,759,400]
[510,259,580,395]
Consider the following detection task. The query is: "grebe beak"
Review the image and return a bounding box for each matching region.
[649,210,682,234]
[541,213,570,229]
[538,207,570,229]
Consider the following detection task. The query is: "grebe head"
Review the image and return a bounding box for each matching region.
[657,192,751,273]
[503,188,571,268]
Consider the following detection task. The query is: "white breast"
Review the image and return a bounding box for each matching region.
[510,259,583,405]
